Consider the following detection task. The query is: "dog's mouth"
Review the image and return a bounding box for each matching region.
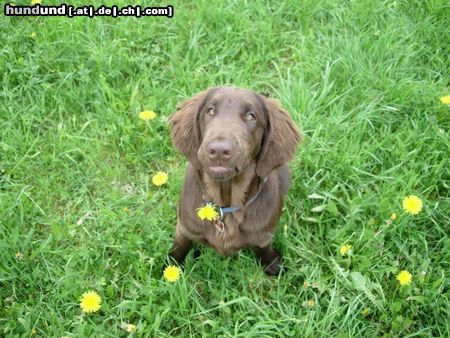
[204,166,237,181]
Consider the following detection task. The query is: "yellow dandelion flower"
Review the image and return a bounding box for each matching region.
[339,244,352,256]
[31,328,37,335]
[31,0,41,4]
[163,265,181,282]
[121,322,137,332]
[152,171,168,186]
[31,32,37,39]
[440,95,450,105]
[138,110,157,121]
[197,203,218,221]
[402,195,423,215]
[390,212,397,221]
[306,299,315,307]
[396,270,412,286]
[126,324,137,332]
[80,291,101,313]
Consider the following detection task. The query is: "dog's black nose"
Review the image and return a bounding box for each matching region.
[207,140,233,162]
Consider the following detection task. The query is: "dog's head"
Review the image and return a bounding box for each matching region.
[170,86,301,181]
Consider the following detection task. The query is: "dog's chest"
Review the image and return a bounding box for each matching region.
[203,214,244,255]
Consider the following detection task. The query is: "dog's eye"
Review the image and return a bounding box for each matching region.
[245,111,256,121]
[206,107,215,117]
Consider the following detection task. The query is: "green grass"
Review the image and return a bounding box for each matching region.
[1,0,449,336]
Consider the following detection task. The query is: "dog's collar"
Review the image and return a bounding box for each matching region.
[201,176,268,232]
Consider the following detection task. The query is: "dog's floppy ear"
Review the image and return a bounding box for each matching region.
[169,89,210,168]
[256,98,302,177]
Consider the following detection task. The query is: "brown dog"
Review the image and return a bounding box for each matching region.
[168,86,301,276]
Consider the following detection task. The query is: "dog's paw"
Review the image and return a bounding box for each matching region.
[263,255,282,276]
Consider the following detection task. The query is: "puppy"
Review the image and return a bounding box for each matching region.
[168,86,301,275]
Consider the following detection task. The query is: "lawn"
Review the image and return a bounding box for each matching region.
[1,0,449,336]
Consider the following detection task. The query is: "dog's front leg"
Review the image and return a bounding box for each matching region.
[168,227,193,264]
